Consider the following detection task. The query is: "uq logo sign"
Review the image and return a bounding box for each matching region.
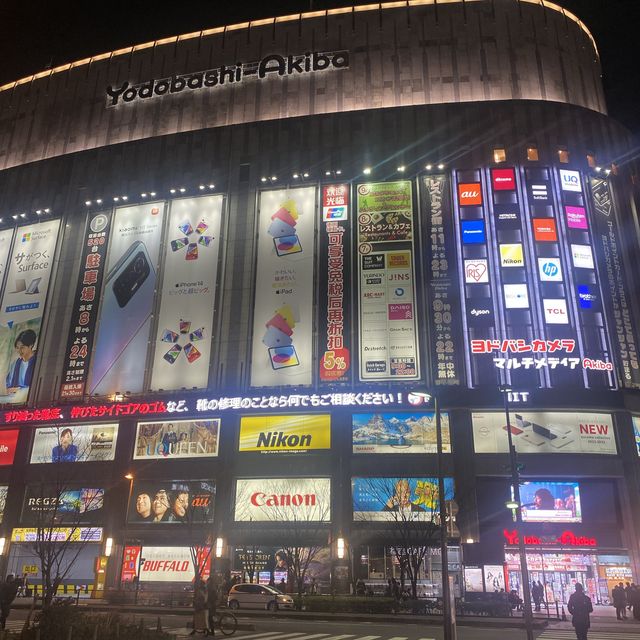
[106,50,349,106]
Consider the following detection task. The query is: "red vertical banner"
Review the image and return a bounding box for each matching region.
[319,184,351,382]
[60,211,112,399]
[121,545,141,582]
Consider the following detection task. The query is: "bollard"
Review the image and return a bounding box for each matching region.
[35,628,41,640]
[139,617,144,631]
[67,625,73,640]
[156,616,163,632]
[555,600,560,620]
[116,622,120,639]
[561,605,567,621]
[93,623,98,640]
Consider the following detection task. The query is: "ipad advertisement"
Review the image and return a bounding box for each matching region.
[250,188,316,387]
[352,412,451,454]
[150,196,223,391]
[88,203,165,395]
[472,411,617,455]
[0,220,61,404]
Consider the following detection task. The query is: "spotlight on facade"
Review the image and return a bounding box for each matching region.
[363,167,372,175]
[85,201,92,206]
[505,499,519,510]
[113,197,119,202]
[261,177,267,182]
[336,169,342,175]
[36,210,42,215]
[293,173,299,179]
[96,199,103,204]
[122,196,128,201]
[208,184,215,189]
[20,213,26,218]
[466,538,475,544]
[303,172,309,178]
[397,166,405,172]
[170,188,176,194]
[150,192,156,197]
[141,193,147,198]
[11,215,17,220]
[199,185,206,190]
[179,187,186,193]
[437,163,445,169]
[44,209,50,213]
[271,176,277,181]
[425,164,432,170]
[325,171,331,176]
[595,167,602,172]
[113,392,125,402]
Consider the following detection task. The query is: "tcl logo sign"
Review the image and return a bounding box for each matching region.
[458,183,482,206]
[543,299,569,324]
[491,168,516,191]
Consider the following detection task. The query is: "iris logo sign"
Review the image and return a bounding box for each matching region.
[538,258,562,282]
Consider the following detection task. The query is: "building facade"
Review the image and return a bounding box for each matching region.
[0,0,639,605]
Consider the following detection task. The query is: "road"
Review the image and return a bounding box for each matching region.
[4,610,638,640]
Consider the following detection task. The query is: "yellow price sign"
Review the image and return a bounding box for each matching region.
[22,565,38,575]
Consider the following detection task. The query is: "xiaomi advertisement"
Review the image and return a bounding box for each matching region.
[472,411,616,455]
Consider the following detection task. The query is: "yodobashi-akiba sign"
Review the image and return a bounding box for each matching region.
[107,50,349,106]
[234,478,331,522]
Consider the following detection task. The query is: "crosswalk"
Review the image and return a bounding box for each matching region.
[171,633,436,640]
[538,629,640,640]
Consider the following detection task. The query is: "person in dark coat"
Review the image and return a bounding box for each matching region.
[190,580,208,636]
[612,582,627,620]
[567,583,593,640]
[206,577,218,636]
[0,575,20,630]
[532,581,542,612]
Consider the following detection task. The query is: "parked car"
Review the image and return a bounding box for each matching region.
[227,583,295,610]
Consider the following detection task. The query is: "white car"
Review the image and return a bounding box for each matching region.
[227,583,294,610]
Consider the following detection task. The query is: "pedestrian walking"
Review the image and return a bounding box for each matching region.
[630,583,640,621]
[625,582,633,613]
[567,583,593,640]
[0,575,19,630]
[190,580,209,636]
[532,581,541,612]
[612,582,627,620]
[207,577,218,637]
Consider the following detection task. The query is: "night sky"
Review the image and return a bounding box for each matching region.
[1,1,638,137]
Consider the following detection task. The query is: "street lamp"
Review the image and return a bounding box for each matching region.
[500,385,534,640]
[120,474,135,590]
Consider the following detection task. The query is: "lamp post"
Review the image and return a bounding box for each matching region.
[435,395,455,640]
[500,386,534,640]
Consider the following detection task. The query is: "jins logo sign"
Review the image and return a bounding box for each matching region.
[107,50,349,106]
[458,183,482,206]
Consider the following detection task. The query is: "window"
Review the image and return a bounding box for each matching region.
[527,146,539,161]
[558,149,570,164]
[493,148,506,163]
[586,154,596,168]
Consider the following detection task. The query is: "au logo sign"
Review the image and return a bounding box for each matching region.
[239,414,331,452]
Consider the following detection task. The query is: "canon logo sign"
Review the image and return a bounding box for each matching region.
[250,492,317,507]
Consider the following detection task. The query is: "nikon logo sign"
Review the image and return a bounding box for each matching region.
[106,50,349,107]
[239,414,330,453]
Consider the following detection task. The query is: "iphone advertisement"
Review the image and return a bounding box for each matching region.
[150,196,223,390]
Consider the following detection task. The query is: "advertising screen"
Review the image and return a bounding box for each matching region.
[127,480,215,525]
[150,196,224,391]
[250,187,316,387]
[352,413,451,454]
[121,545,211,583]
[30,424,118,464]
[0,486,7,523]
[351,477,454,522]
[357,181,420,380]
[239,414,330,453]
[464,567,484,592]
[520,481,581,523]
[0,220,61,404]
[133,419,219,460]
[472,411,616,455]
[0,429,19,466]
[22,486,104,524]
[234,478,331,522]
[88,202,166,396]
[483,565,506,592]
[634,417,640,456]
[11,527,103,543]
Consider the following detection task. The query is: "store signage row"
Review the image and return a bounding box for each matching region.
[107,50,350,106]
[1,391,418,424]
[503,529,597,547]
[11,527,103,543]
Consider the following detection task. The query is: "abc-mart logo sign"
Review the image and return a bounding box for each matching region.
[107,50,349,106]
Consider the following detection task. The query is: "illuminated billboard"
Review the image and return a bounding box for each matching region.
[30,424,118,463]
[472,411,616,454]
[133,419,219,460]
[127,480,215,524]
[519,481,582,523]
[234,478,331,522]
[351,477,454,522]
[239,415,330,453]
[352,413,450,454]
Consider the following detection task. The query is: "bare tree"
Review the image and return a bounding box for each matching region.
[353,477,457,599]
[234,479,331,599]
[25,426,115,608]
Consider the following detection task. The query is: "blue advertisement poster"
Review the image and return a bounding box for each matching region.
[352,413,450,454]
[352,477,454,521]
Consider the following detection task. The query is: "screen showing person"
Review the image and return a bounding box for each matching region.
[520,481,582,523]
[6,329,37,393]
[52,428,78,463]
